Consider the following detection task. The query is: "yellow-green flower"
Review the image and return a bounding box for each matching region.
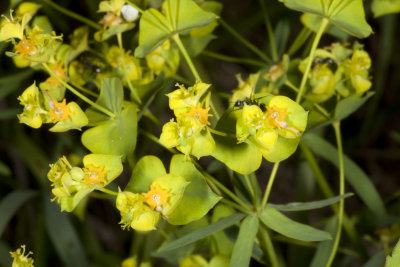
[106,45,142,81]
[116,190,160,231]
[10,245,34,267]
[48,154,123,212]
[348,49,372,94]
[146,40,180,77]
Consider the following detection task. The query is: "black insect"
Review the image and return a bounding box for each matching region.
[311,57,336,69]
[82,59,102,73]
[234,97,267,112]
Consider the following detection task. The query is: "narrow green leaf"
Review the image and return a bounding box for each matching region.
[157,213,245,252]
[230,215,259,267]
[259,208,331,242]
[363,251,385,267]
[372,0,400,18]
[334,92,374,121]
[268,193,353,211]
[44,199,88,267]
[0,241,12,266]
[303,133,387,216]
[0,190,37,237]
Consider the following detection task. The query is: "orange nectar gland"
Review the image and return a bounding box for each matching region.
[48,99,73,123]
[99,12,123,29]
[47,62,67,86]
[14,36,36,57]
[184,103,213,125]
[266,106,301,136]
[83,164,107,186]
[142,183,172,212]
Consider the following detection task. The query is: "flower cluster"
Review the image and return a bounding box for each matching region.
[47,154,123,211]
[160,82,215,159]
[17,82,88,131]
[299,42,372,103]
[117,173,188,231]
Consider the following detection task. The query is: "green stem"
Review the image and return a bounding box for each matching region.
[194,162,251,211]
[286,80,330,119]
[172,74,192,85]
[288,27,312,56]
[173,34,201,82]
[219,19,271,63]
[326,122,345,267]
[260,0,278,61]
[261,162,280,209]
[259,226,279,267]
[97,187,118,196]
[117,33,142,105]
[220,198,251,215]
[244,174,256,206]
[42,63,116,118]
[173,35,221,120]
[201,51,265,67]
[296,18,329,103]
[138,128,178,154]
[208,128,236,138]
[73,83,99,98]
[39,0,102,30]
[125,0,144,13]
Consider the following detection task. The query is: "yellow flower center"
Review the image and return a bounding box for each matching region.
[142,183,172,211]
[48,99,73,123]
[266,105,289,129]
[47,62,67,86]
[99,12,123,29]
[184,103,213,125]
[83,164,107,186]
[14,36,36,57]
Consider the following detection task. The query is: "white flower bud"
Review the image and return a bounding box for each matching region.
[121,4,139,22]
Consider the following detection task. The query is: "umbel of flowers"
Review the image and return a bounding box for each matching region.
[160,82,215,159]
[47,154,123,212]
[236,95,308,162]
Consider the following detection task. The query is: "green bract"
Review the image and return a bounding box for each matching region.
[135,0,217,57]
[124,155,220,228]
[17,82,47,128]
[283,0,372,38]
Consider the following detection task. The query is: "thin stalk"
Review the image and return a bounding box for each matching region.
[125,0,144,13]
[285,80,330,119]
[244,174,256,206]
[73,83,99,97]
[173,35,221,120]
[195,163,251,211]
[260,0,278,61]
[259,226,279,267]
[117,33,142,105]
[325,122,345,267]
[143,109,162,126]
[172,74,192,85]
[221,198,251,215]
[97,187,118,196]
[261,162,280,209]
[138,128,178,154]
[39,0,102,30]
[202,51,265,67]
[42,63,116,118]
[288,27,312,56]
[208,128,236,138]
[173,34,202,82]
[219,19,271,63]
[296,18,329,103]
